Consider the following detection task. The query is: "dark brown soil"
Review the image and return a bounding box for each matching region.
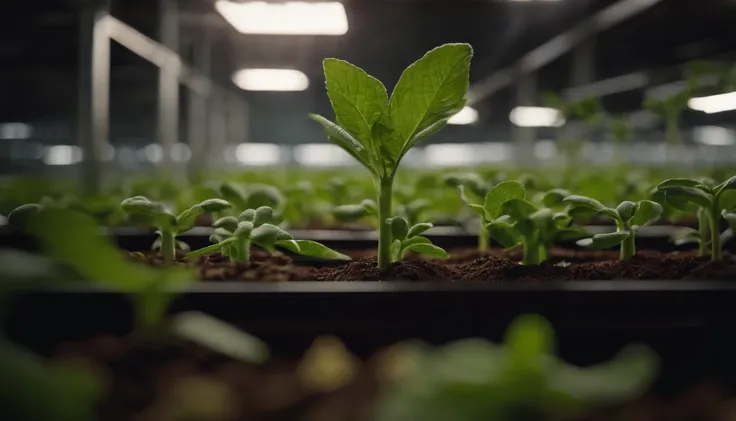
[313,257,455,282]
[48,333,736,421]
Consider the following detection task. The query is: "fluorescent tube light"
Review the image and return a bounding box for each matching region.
[509,106,565,127]
[235,143,281,165]
[448,106,478,125]
[233,68,309,92]
[43,145,82,166]
[215,1,348,35]
[693,126,736,146]
[294,143,352,166]
[688,91,736,114]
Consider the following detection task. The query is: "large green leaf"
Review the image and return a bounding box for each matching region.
[656,178,702,189]
[498,198,538,222]
[408,222,433,238]
[630,200,663,227]
[484,181,526,220]
[723,211,736,234]
[276,239,351,261]
[402,243,449,260]
[715,176,736,209]
[615,201,638,222]
[309,114,375,173]
[387,43,473,160]
[488,219,521,248]
[563,195,619,220]
[577,231,631,249]
[660,186,713,209]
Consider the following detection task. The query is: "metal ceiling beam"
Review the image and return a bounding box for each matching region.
[467,0,665,105]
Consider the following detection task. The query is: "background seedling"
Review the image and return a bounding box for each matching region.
[375,314,658,421]
[332,199,378,224]
[121,196,231,264]
[219,182,286,220]
[654,176,736,260]
[187,206,350,265]
[386,216,448,262]
[310,43,473,270]
[564,196,663,260]
[444,172,492,250]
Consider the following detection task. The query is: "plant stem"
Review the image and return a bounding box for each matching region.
[521,237,539,265]
[478,223,489,252]
[697,208,709,257]
[665,112,680,145]
[710,208,722,261]
[160,231,176,264]
[538,245,548,264]
[377,177,394,270]
[619,221,635,261]
[235,239,251,266]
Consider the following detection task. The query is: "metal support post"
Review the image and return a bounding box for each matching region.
[513,70,537,165]
[158,0,180,170]
[187,26,211,176]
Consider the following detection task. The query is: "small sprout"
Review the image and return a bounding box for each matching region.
[121,196,231,264]
[654,176,736,260]
[564,195,663,261]
[187,206,350,266]
[387,216,447,262]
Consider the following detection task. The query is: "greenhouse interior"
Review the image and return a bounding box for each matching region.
[3,0,736,420]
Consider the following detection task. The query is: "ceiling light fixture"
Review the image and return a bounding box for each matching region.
[688,91,736,114]
[509,106,565,127]
[232,68,309,92]
[448,106,478,125]
[215,1,349,35]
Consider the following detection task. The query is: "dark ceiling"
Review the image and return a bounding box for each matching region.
[1,0,735,145]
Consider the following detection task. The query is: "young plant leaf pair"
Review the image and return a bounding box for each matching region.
[186,206,350,265]
[121,196,232,263]
[387,216,447,262]
[654,176,736,260]
[564,196,663,260]
[311,43,473,270]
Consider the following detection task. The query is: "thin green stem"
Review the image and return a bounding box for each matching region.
[697,208,709,257]
[160,230,176,264]
[377,177,394,270]
[538,245,548,264]
[665,112,681,145]
[478,222,489,252]
[710,208,722,261]
[521,236,540,266]
[619,221,635,261]
[234,239,252,265]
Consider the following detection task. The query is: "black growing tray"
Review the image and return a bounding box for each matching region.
[5,281,736,392]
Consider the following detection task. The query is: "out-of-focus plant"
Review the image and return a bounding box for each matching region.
[187,206,351,265]
[219,182,286,220]
[375,314,659,421]
[121,196,231,264]
[542,92,603,166]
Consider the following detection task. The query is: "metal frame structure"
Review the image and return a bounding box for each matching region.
[77,0,247,192]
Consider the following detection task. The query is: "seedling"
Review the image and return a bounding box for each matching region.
[444,172,492,250]
[375,314,658,421]
[120,196,232,264]
[654,176,736,260]
[310,43,473,270]
[563,196,663,261]
[386,216,448,262]
[187,206,350,265]
[219,182,286,219]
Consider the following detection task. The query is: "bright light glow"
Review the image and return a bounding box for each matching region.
[0,122,32,140]
[693,126,736,146]
[100,144,115,162]
[141,144,163,163]
[688,91,736,114]
[448,106,478,125]
[215,1,348,35]
[294,143,353,166]
[43,145,82,166]
[509,106,565,127]
[171,143,192,162]
[233,69,309,92]
[534,139,558,160]
[235,143,281,165]
[425,144,476,166]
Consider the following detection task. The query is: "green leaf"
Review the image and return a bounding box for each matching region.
[577,231,631,249]
[563,195,619,220]
[176,199,231,233]
[542,189,572,208]
[332,204,370,222]
[233,221,255,239]
[120,196,177,231]
[671,227,701,246]
[630,200,663,227]
[251,224,293,251]
[408,222,433,238]
[401,235,432,248]
[253,206,273,227]
[238,209,256,222]
[484,181,526,220]
[715,176,736,209]
[714,175,736,196]
[718,190,736,213]
[504,314,554,361]
[723,211,736,234]
[660,186,713,209]
[219,183,247,208]
[309,114,375,173]
[498,198,538,222]
[616,201,638,222]
[488,219,521,248]
[387,43,473,161]
[323,58,387,157]
[185,239,235,260]
[276,239,351,261]
[7,203,42,227]
[388,216,409,241]
[402,243,449,259]
[213,216,238,232]
[198,198,231,212]
[656,178,702,189]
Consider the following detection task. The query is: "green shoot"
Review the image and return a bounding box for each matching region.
[120,196,231,264]
[27,209,195,333]
[186,206,351,265]
[564,196,663,261]
[310,43,473,270]
[654,176,736,260]
[387,216,448,262]
[375,314,658,421]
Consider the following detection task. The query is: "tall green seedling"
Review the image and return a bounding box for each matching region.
[310,43,473,270]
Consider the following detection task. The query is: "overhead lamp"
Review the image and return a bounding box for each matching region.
[448,106,478,125]
[232,69,309,92]
[235,143,281,165]
[509,106,565,127]
[688,91,736,114]
[215,1,349,35]
[693,126,736,146]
